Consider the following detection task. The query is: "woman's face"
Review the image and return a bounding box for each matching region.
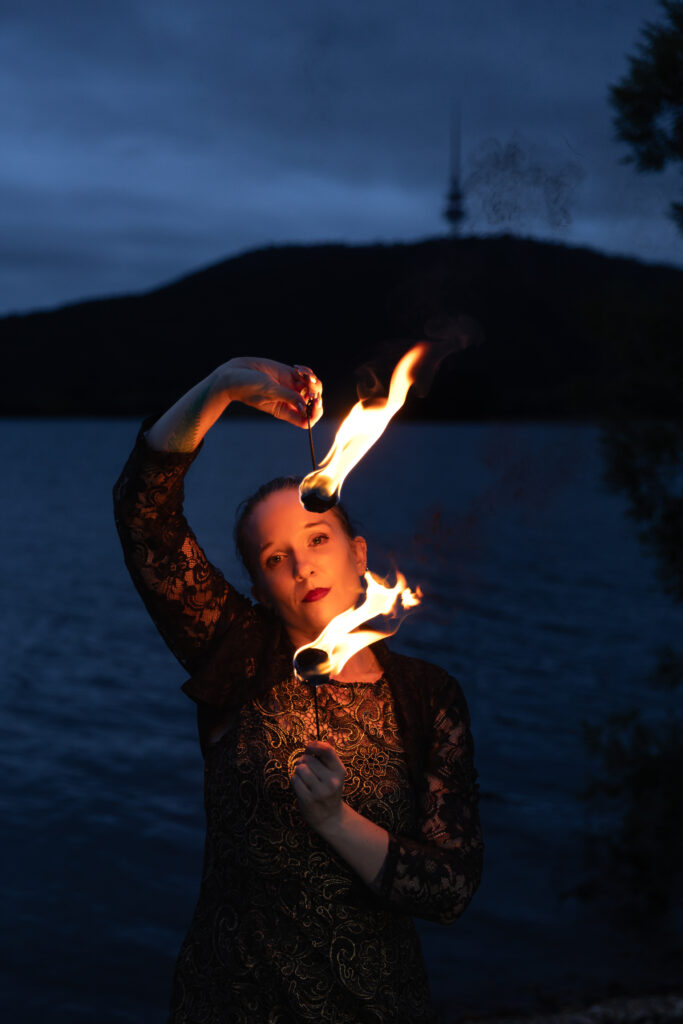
[247,487,367,648]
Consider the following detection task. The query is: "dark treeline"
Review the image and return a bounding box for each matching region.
[1,234,681,419]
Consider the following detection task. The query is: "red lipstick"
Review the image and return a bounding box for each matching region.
[303,588,330,603]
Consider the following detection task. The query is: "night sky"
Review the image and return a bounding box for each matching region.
[2,0,681,317]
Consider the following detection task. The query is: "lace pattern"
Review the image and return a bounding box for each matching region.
[370,676,483,925]
[170,675,437,1022]
[113,420,484,1021]
[113,421,231,672]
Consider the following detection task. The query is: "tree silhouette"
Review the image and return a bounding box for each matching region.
[578,0,683,930]
[609,0,683,231]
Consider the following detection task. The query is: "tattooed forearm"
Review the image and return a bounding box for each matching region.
[165,384,213,452]
[145,369,231,453]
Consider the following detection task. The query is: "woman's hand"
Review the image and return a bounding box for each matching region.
[291,740,347,832]
[145,356,323,452]
[219,356,323,429]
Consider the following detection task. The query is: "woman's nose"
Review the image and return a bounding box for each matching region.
[292,552,315,579]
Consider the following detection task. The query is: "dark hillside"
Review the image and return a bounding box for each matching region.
[2,235,681,418]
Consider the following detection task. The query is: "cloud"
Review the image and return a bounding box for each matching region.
[0,0,679,315]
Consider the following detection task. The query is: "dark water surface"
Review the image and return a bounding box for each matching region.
[1,418,680,1022]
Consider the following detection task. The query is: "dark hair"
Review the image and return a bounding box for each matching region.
[234,476,358,582]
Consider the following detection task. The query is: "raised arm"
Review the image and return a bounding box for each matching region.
[113,357,323,673]
[144,356,322,454]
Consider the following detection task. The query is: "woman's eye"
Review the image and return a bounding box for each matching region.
[266,553,285,569]
[310,534,329,546]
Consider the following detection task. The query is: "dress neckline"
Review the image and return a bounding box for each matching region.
[314,674,386,688]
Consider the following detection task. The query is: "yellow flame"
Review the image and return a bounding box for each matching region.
[294,570,423,679]
[299,343,428,506]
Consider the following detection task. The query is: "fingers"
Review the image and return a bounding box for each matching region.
[305,740,334,756]
[303,742,346,776]
[294,757,324,785]
[267,372,324,429]
[293,756,344,794]
[271,398,309,429]
[307,393,323,427]
[228,359,323,428]
[293,365,324,426]
[261,381,309,428]
[293,742,344,776]
[293,365,318,395]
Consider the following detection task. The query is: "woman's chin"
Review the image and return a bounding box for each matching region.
[303,607,333,635]
[300,597,350,635]
[283,590,360,647]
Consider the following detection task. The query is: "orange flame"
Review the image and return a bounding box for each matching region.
[294,570,422,679]
[299,342,429,508]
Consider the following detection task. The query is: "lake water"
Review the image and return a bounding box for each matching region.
[1,417,681,1023]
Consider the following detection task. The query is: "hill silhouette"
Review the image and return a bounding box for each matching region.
[1,234,681,419]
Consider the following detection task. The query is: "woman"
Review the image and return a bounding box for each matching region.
[113,355,484,1024]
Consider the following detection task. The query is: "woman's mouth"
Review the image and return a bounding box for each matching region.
[302,588,331,603]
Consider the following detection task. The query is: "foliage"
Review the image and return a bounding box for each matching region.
[599,420,683,602]
[578,3,683,929]
[579,418,683,923]
[578,645,683,923]
[609,0,683,231]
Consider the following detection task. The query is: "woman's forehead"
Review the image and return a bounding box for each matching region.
[248,487,334,542]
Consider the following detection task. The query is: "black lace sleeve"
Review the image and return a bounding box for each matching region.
[368,674,484,926]
[113,418,252,675]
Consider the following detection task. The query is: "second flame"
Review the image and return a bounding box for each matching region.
[294,570,422,679]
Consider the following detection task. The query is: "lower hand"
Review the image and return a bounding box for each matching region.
[291,740,346,832]
[219,356,323,429]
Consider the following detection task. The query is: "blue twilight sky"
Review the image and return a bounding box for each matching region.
[1,0,681,317]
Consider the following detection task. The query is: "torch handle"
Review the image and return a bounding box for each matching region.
[306,399,317,471]
[313,687,320,741]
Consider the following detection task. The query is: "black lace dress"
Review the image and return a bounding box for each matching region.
[113,423,484,1024]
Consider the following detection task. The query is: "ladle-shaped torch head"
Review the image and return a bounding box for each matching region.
[293,646,330,686]
[300,488,339,513]
[298,343,429,515]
